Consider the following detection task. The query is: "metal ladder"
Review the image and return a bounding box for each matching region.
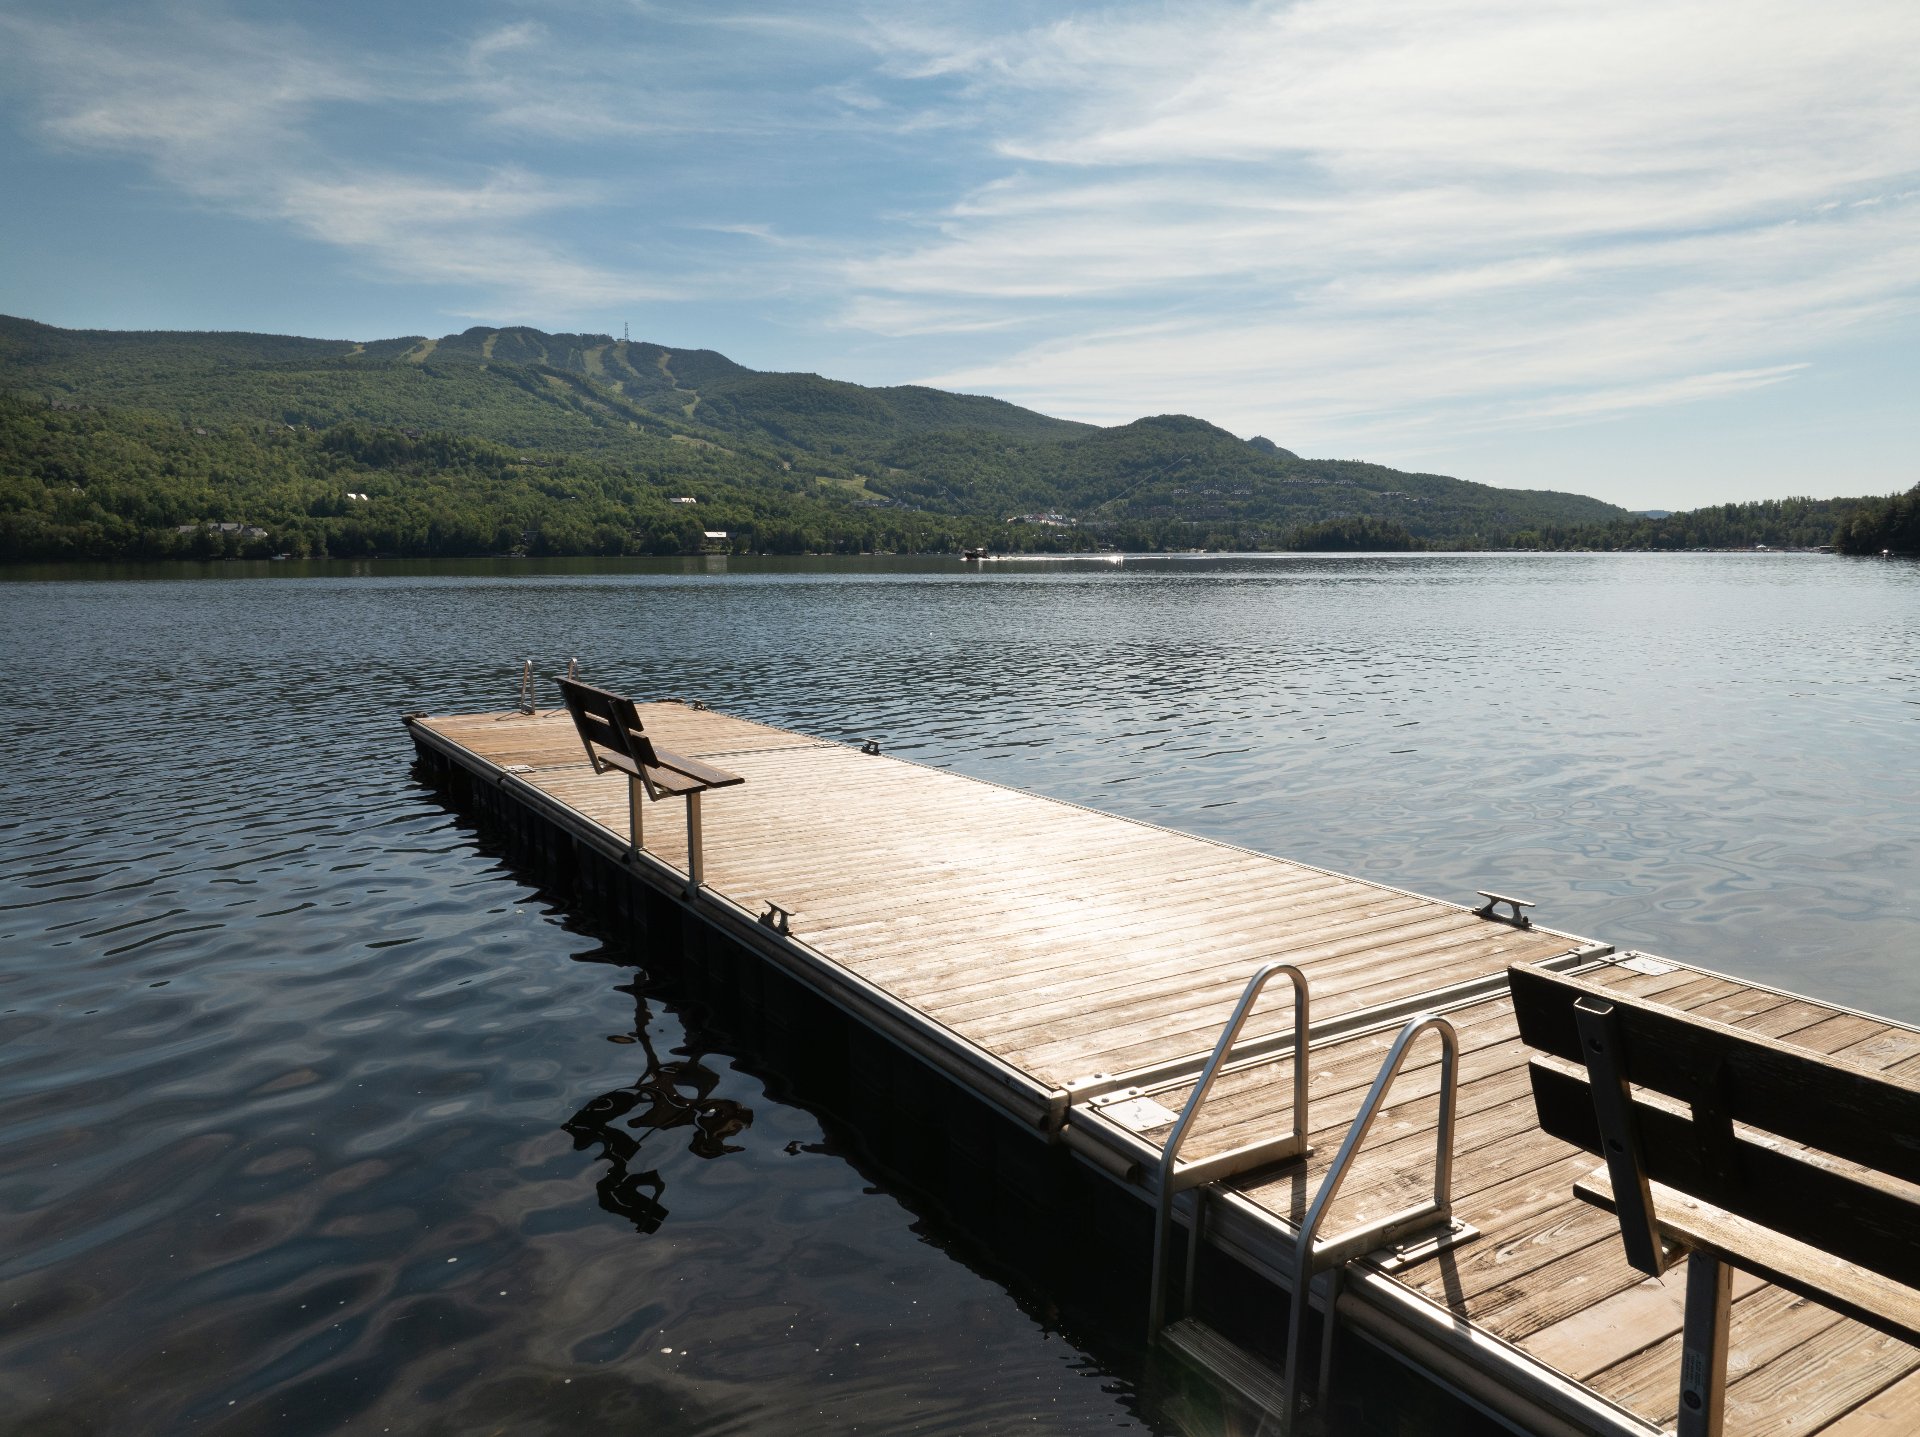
[515,655,579,714]
[1281,1011,1468,1425]
[1148,961,1312,1338]
[1146,972,1470,1432]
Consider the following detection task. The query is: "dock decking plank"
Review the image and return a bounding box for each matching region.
[1815,1368,1920,1435]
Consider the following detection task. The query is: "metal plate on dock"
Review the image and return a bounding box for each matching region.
[1614,952,1679,976]
[1091,1093,1181,1133]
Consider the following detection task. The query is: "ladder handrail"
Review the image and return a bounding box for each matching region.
[1148,961,1310,1338]
[1282,1011,1461,1422]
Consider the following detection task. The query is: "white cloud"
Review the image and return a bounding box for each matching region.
[0,7,684,317]
[467,21,545,67]
[2,9,372,194]
[271,169,691,313]
[843,0,1920,450]
[918,199,1920,444]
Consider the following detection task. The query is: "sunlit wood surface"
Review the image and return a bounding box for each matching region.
[418,703,1919,1436]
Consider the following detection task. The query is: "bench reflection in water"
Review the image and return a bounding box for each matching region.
[563,989,754,1235]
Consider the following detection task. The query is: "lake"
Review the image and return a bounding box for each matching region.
[2,551,1915,1434]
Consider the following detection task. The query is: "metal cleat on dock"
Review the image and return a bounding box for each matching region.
[1473,890,1535,927]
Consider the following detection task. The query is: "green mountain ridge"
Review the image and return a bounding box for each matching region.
[15,313,1899,561]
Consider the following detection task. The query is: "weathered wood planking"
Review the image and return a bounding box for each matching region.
[411,702,1917,1437]
[421,704,1579,1090]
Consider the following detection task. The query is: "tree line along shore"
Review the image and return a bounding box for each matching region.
[3,395,1910,562]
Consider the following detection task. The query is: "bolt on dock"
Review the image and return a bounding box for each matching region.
[408,689,1920,1437]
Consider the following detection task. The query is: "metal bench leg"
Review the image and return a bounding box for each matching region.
[627,774,644,856]
[1677,1250,1730,1437]
[685,790,703,893]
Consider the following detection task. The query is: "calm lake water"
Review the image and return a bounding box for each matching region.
[2,552,1915,1434]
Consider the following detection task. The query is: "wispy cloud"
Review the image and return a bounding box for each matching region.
[841,0,1920,450]
[911,199,1920,434]
[0,0,994,324]
[4,8,373,194]
[0,6,703,316]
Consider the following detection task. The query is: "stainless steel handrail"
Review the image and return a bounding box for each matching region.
[1148,961,1311,1338]
[1282,1011,1461,1423]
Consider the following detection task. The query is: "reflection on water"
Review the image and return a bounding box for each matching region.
[1,551,1915,1434]
[566,987,754,1235]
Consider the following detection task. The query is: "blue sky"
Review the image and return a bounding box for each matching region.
[2,0,1915,510]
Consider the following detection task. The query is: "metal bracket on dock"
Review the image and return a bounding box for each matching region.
[1474,890,1535,927]
[518,658,537,715]
[1063,1071,1114,1100]
[1365,1216,1480,1274]
[860,739,881,755]
[758,902,793,936]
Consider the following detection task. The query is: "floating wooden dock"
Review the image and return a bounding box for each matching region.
[408,699,1920,1437]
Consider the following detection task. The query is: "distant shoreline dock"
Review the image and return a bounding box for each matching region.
[407,696,1920,1437]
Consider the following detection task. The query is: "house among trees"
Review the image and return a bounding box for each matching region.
[1009,512,1076,527]
[175,521,268,541]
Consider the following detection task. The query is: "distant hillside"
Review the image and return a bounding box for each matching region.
[0,315,1634,560]
[0,317,1091,454]
[1486,491,1916,553]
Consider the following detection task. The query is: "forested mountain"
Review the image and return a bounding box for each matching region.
[0,313,1727,562]
[0,316,1093,456]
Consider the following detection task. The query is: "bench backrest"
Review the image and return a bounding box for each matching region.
[557,676,661,779]
[1509,963,1920,1299]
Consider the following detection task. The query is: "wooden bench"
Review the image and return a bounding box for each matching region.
[1509,962,1920,1437]
[556,677,744,891]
